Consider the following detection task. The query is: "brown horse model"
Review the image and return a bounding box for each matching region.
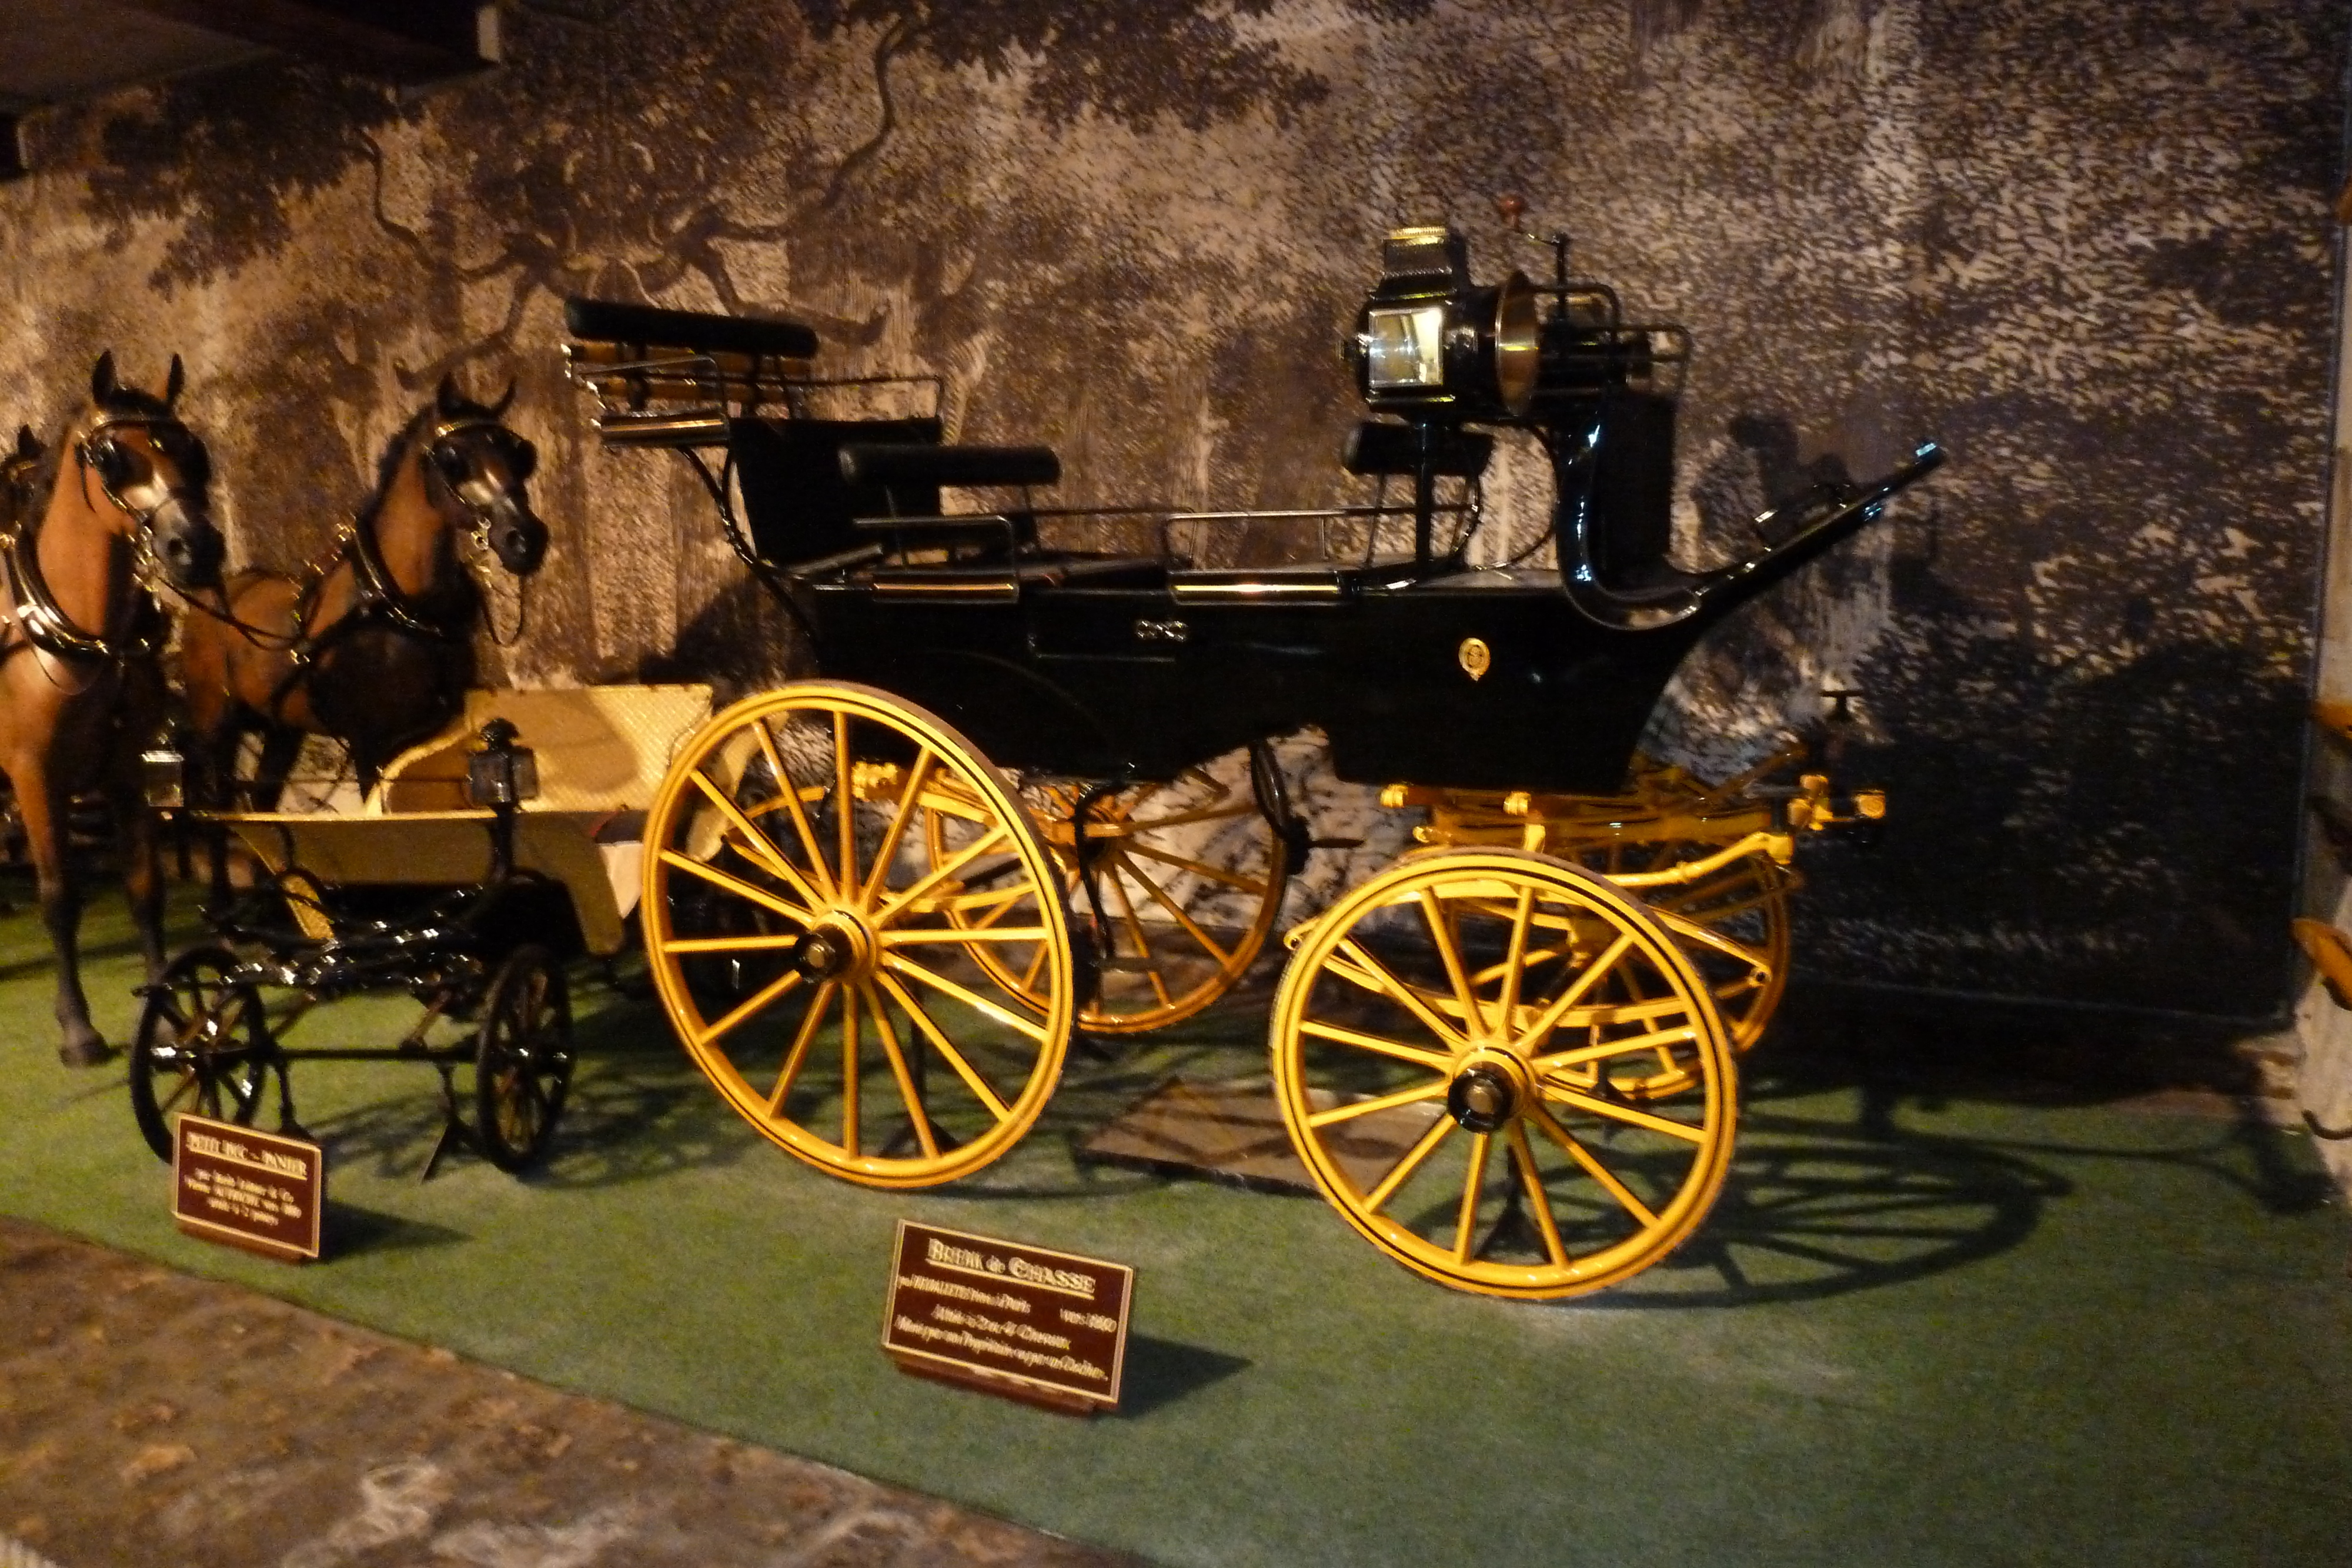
[1,355,225,1064]
[178,376,547,821]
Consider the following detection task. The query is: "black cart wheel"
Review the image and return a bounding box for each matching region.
[129,946,271,1162]
[472,944,574,1172]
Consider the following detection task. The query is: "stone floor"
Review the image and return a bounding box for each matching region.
[0,1218,1134,1568]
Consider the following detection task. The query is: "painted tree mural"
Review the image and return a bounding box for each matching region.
[0,0,2339,1014]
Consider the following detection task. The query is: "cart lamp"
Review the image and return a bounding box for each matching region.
[141,743,185,810]
[1348,225,1539,421]
[468,718,540,808]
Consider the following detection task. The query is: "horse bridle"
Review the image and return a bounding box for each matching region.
[0,409,204,666]
[422,414,537,554]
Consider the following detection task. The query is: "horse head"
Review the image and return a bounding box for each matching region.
[423,373,547,577]
[78,350,226,591]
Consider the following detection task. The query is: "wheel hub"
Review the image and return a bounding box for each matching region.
[796,914,876,982]
[1446,1050,1532,1134]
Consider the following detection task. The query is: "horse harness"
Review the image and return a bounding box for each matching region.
[256,414,519,724]
[0,409,198,671]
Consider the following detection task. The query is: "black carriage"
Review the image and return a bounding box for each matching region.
[567,208,1941,1297]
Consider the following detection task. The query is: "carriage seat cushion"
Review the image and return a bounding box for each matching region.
[839,443,1061,491]
[564,296,821,360]
[1344,421,1493,481]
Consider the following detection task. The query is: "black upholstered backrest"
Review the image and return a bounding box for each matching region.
[730,416,943,564]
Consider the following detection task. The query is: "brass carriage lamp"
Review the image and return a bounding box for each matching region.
[1348,225,1540,421]
[467,718,540,808]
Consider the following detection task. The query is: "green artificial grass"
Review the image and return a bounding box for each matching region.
[2,882,2350,1566]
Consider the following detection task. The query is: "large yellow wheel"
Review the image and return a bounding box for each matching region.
[929,761,1289,1034]
[642,682,1075,1188]
[1271,848,1735,1299]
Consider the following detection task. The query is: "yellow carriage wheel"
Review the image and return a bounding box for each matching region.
[927,763,1290,1034]
[1565,837,1792,1087]
[642,682,1075,1188]
[1270,848,1735,1299]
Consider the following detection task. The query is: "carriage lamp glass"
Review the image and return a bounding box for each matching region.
[1365,305,1446,389]
[1355,271,1541,420]
[142,744,185,810]
[467,720,540,808]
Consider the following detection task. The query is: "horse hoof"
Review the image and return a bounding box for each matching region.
[58,1035,116,1068]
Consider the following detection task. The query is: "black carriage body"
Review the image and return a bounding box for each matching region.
[562,255,1938,797]
[797,567,1709,793]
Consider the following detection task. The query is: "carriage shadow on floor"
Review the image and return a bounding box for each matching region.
[1582,984,2336,1310]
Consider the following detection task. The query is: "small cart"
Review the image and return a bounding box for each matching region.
[132,684,710,1174]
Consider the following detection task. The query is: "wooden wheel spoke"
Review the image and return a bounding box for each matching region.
[1470,942,1569,991]
[1416,890,1486,1039]
[936,884,1031,919]
[1113,798,1252,834]
[1297,1017,1452,1072]
[766,978,836,1113]
[876,824,1011,924]
[1103,866,1177,1009]
[859,747,937,905]
[659,848,816,928]
[1453,1131,1494,1262]
[158,1071,202,1116]
[1534,1021,1698,1075]
[822,711,849,881]
[751,716,837,899]
[663,932,808,955]
[1363,1113,1454,1213]
[689,768,824,912]
[1331,938,1470,1052]
[874,971,1013,1121]
[1544,1085,1710,1143]
[883,955,1051,1042]
[1511,932,1635,1051]
[1120,838,1270,894]
[1305,1078,1448,1129]
[877,926,1053,945]
[1131,865,1231,964]
[1528,1104,1661,1227]
[840,984,860,1156]
[1496,885,1536,1032]
[863,982,938,1161]
[1505,1122,1569,1267]
[694,967,808,1051]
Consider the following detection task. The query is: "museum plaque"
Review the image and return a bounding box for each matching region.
[882,1221,1132,1414]
[172,1114,323,1263]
